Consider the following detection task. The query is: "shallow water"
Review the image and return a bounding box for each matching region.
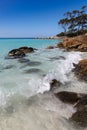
[0,38,87,130]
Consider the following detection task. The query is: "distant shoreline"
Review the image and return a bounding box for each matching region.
[0,36,63,40]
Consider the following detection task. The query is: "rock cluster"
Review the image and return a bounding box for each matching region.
[6,46,36,59]
[56,35,87,51]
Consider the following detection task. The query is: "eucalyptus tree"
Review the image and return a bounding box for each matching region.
[80,6,87,31]
[58,5,87,36]
[58,18,69,34]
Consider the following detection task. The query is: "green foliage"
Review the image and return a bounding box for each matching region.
[56,32,65,37]
[58,5,87,37]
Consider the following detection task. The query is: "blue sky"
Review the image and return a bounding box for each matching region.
[0,0,87,37]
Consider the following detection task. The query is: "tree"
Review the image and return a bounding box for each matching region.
[80,6,87,32]
[58,5,87,36]
[58,18,69,33]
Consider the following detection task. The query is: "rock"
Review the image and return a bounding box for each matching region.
[20,61,41,69]
[73,59,87,81]
[56,42,64,49]
[56,35,87,52]
[70,93,87,127]
[78,44,87,52]
[19,46,35,53]
[8,49,25,59]
[7,46,37,59]
[55,91,83,104]
[18,58,30,63]
[74,94,87,111]
[26,61,42,66]
[46,46,54,49]
[24,68,42,74]
[50,79,62,91]
[50,56,65,61]
[70,108,87,127]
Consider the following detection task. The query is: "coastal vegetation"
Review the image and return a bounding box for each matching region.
[57,5,87,37]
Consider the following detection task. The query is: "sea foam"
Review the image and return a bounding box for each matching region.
[0,50,82,107]
[37,52,82,94]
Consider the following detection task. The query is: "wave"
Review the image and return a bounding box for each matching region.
[28,51,82,94]
[0,50,82,108]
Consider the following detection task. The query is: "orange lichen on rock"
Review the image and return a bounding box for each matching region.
[57,35,87,51]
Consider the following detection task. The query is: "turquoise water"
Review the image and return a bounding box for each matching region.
[0,38,61,107]
[0,38,59,56]
[0,38,86,130]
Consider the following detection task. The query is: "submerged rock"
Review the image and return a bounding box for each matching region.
[3,65,15,69]
[50,56,65,61]
[26,61,42,66]
[24,68,42,74]
[18,58,30,63]
[73,59,87,82]
[55,91,83,104]
[8,49,25,59]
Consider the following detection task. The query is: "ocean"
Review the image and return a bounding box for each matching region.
[0,38,86,130]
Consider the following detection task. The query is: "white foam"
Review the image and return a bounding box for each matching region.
[0,50,82,106]
[37,52,82,94]
[0,89,8,107]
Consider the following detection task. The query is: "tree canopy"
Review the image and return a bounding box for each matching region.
[58,6,87,37]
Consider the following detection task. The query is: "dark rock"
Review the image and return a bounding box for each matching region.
[55,91,83,104]
[24,68,42,74]
[7,46,37,59]
[50,79,62,91]
[20,61,41,69]
[74,94,87,111]
[46,46,54,49]
[19,46,35,53]
[70,108,87,127]
[50,56,65,61]
[8,49,25,59]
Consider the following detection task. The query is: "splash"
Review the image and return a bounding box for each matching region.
[37,52,82,94]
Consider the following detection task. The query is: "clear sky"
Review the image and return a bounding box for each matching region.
[0,0,87,37]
